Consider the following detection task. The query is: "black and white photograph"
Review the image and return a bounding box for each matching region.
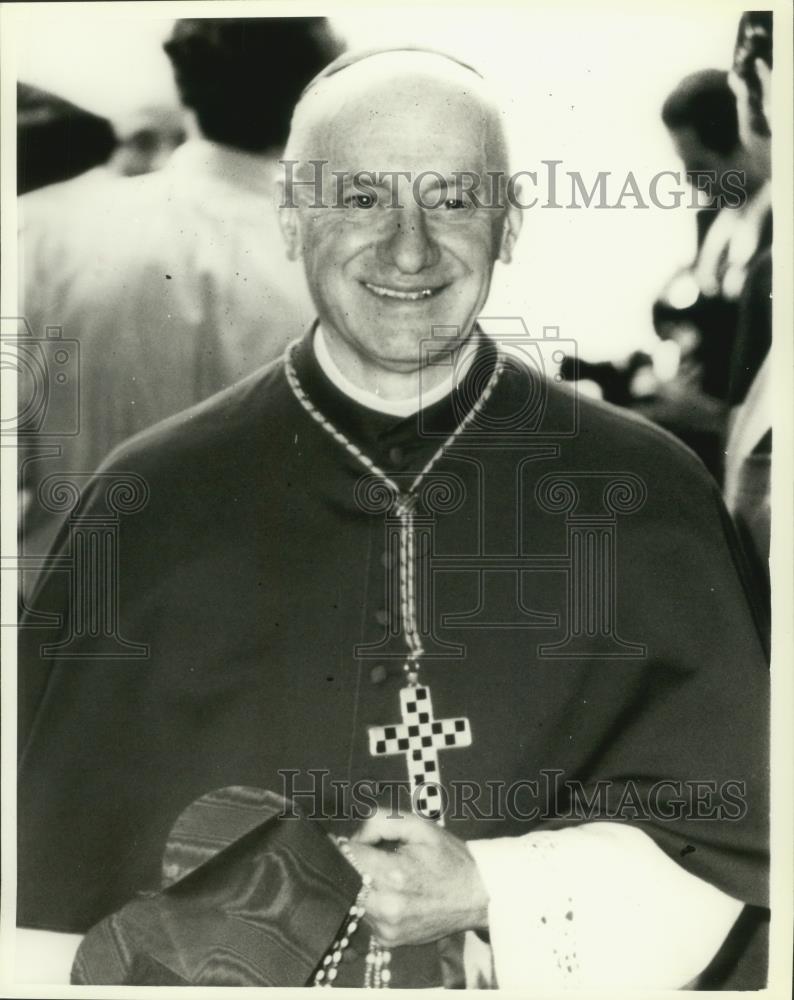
[1,0,791,993]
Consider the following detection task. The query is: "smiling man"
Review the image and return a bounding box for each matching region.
[277,49,517,398]
[18,49,769,989]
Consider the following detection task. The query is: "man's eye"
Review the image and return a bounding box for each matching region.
[444,198,467,210]
[348,193,376,209]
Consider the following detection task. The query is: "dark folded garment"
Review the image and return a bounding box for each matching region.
[71,786,361,986]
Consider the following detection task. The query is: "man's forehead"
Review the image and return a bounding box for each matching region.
[324,87,491,173]
[289,48,505,171]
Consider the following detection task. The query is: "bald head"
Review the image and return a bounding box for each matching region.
[284,49,511,177]
[277,47,522,390]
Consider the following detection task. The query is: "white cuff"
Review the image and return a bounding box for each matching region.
[467,823,743,989]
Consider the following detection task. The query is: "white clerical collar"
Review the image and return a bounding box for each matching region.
[313,325,477,418]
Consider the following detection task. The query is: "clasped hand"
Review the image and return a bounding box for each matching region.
[346,809,489,948]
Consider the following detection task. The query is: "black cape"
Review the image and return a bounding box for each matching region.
[18,330,769,987]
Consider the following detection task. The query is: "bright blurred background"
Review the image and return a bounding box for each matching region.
[12,4,742,361]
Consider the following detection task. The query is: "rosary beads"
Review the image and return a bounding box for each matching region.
[313,837,392,988]
[312,894,367,987]
[364,939,392,988]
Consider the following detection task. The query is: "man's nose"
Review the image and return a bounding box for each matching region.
[380,209,439,274]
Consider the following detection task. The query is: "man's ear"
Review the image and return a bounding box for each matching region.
[497,202,522,265]
[276,180,302,262]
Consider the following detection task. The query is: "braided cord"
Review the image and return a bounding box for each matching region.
[284,338,504,672]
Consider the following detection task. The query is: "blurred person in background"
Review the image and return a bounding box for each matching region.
[560,66,771,483]
[106,104,186,177]
[18,92,184,205]
[654,69,770,393]
[723,10,773,619]
[17,83,117,195]
[18,17,341,563]
[641,67,770,477]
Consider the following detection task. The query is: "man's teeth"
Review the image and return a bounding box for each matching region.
[364,283,437,301]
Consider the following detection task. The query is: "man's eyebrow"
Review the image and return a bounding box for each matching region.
[345,174,486,196]
[342,174,403,193]
[418,173,487,190]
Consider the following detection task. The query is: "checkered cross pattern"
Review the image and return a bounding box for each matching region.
[368,684,472,822]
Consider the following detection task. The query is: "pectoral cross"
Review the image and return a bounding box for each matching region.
[368,684,471,822]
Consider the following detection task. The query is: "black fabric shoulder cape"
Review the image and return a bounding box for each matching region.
[18,331,769,988]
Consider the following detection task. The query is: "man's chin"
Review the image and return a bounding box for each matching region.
[359,300,476,345]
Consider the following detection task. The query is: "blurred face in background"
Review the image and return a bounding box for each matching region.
[728,62,771,181]
[728,12,772,183]
[110,105,186,177]
[279,53,521,376]
[670,125,737,189]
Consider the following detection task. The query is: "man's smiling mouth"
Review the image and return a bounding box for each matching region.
[362,281,447,301]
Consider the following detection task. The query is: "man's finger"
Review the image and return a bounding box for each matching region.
[352,808,409,846]
[342,840,407,889]
[353,808,438,846]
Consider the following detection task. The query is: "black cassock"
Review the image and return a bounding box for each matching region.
[18,330,769,987]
